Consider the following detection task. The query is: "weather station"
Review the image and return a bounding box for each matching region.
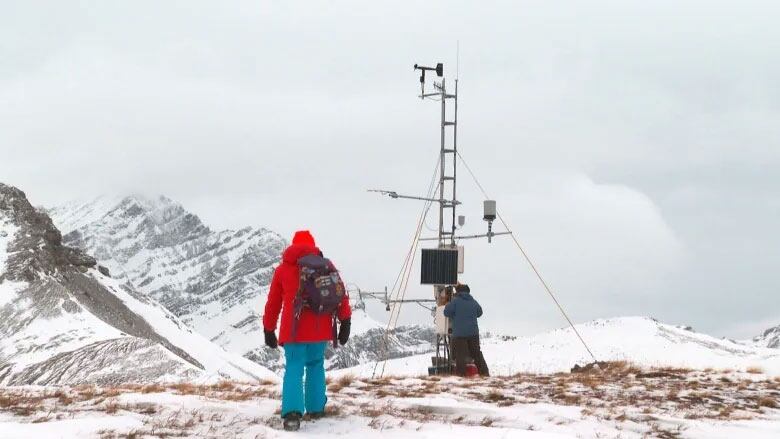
[363,60,514,376]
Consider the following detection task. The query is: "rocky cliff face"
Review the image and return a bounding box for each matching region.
[0,183,276,385]
[49,195,435,372]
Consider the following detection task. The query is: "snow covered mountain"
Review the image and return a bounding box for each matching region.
[49,195,435,372]
[0,183,277,385]
[754,324,780,349]
[338,316,780,378]
[325,306,434,370]
[49,195,288,368]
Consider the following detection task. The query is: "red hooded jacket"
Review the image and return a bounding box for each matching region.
[263,243,352,345]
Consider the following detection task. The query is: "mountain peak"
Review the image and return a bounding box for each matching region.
[0,182,97,282]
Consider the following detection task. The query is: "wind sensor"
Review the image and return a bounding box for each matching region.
[413,63,444,97]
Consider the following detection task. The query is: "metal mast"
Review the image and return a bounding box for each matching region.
[432,78,458,248]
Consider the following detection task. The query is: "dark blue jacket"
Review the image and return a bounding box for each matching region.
[443,292,483,337]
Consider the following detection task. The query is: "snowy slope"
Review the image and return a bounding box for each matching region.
[49,196,286,360]
[0,183,277,385]
[338,317,780,378]
[754,324,780,349]
[50,195,435,372]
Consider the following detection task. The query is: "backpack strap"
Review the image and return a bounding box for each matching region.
[331,315,338,348]
[289,270,307,343]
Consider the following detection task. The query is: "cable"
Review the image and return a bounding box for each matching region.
[372,156,441,378]
[456,150,598,363]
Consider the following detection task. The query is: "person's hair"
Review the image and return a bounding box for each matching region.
[456,284,470,294]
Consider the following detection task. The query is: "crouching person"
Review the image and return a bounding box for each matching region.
[263,230,352,431]
[444,284,489,377]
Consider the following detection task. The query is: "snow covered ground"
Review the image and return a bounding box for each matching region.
[1,363,779,438]
[338,317,780,379]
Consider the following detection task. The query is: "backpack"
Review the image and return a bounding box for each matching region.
[291,254,345,345]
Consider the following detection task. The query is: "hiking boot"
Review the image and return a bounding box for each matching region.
[283,412,302,431]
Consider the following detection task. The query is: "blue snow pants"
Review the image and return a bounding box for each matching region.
[281,342,328,417]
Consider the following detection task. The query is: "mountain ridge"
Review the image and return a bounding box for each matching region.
[0,182,277,385]
[49,194,436,372]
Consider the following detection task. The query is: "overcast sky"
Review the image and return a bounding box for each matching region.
[2,1,778,339]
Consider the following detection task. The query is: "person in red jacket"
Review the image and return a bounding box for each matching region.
[263,230,351,431]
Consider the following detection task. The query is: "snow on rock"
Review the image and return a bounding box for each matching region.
[754,325,780,349]
[0,217,17,279]
[93,272,278,383]
[0,183,276,385]
[50,195,435,373]
[49,195,286,360]
[337,317,780,378]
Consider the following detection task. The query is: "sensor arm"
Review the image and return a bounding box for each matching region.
[368,189,461,205]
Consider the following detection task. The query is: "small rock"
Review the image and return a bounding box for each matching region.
[98,265,111,277]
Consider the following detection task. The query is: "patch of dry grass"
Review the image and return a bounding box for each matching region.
[480,416,495,427]
[213,380,235,392]
[140,384,165,394]
[757,397,777,409]
[329,374,357,393]
[169,382,200,395]
[0,395,14,409]
[746,366,764,375]
[104,399,120,415]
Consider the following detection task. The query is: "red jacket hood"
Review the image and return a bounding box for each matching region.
[282,243,321,264]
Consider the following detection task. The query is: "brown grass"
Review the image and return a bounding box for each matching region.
[329,374,356,393]
[0,392,46,416]
[746,366,764,375]
[53,389,74,406]
[125,403,157,415]
[360,405,384,418]
[757,397,777,409]
[213,380,235,392]
[141,384,165,394]
[222,391,253,402]
[102,388,122,398]
[480,417,495,427]
[169,382,200,395]
[336,374,355,387]
[104,399,120,414]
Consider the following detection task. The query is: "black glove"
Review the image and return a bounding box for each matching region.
[264,330,278,348]
[338,319,351,346]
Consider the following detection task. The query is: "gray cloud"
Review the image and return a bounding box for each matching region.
[2,0,778,339]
